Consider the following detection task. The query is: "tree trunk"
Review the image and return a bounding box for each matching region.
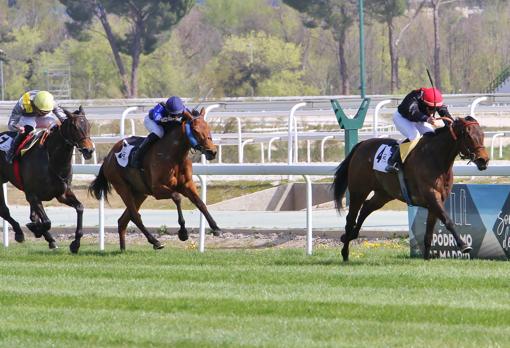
[129,18,143,98]
[338,30,349,95]
[432,0,442,89]
[94,1,130,97]
[388,19,397,93]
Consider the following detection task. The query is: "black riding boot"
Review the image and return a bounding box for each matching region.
[6,127,31,164]
[385,146,401,174]
[132,133,160,168]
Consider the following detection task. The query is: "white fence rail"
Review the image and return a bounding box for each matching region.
[3,163,509,254]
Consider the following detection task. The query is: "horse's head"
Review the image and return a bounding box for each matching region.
[59,106,95,160]
[183,108,217,160]
[451,116,489,170]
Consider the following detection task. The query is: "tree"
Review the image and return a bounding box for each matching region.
[59,0,195,97]
[203,32,318,97]
[366,0,406,93]
[283,0,356,95]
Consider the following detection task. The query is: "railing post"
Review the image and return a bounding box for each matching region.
[470,96,487,118]
[198,175,207,253]
[99,193,105,251]
[303,175,313,255]
[288,102,306,165]
[2,183,8,247]
[120,106,138,137]
[373,99,392,138]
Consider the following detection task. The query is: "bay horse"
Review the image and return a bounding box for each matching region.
[0,106,94,252]
[88,107,221,251]
[333,116,489,261]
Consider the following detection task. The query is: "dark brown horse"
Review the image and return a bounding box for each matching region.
[333,116,489,260]
[0,107,94,252]
[88,107,221,251]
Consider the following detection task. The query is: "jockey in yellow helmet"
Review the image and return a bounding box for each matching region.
[6,90,63,163]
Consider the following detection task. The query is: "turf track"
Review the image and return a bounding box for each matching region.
[0,239,508,347]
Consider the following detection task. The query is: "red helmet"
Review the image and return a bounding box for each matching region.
[421,87,443,107]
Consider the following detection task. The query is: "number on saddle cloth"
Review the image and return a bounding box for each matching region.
[114,137,142,168]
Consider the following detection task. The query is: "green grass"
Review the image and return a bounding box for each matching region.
[0,240,509,347]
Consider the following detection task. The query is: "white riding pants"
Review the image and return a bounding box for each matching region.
[393,110,434,141]
[18,115,57,130]
[144,115,164,138]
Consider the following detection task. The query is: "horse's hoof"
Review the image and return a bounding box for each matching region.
[460,245,472,254]
[341,248,349,262]
[178,228,189,241]
[211,228,222,237]
[69,240,80,254]
[49,242,58,250]
[153,242,165,250]
[14,233,24,243]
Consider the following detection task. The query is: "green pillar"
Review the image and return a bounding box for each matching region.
[331,98,371,158]
[359,0,366,99]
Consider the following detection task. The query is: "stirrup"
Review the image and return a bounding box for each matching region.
[385,163,400,174]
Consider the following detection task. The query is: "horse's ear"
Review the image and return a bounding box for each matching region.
[182,110,193,121]
[200,107,205,117]
[79,105,84,114]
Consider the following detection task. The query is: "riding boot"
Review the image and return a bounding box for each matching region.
[385,146,401,174]
[132,133,160,168]
[6,128,30,164]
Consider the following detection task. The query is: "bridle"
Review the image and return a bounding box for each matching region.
[59,115,90,151]
[438,117,484,163]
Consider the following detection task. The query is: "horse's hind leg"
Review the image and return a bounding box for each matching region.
[56,189,84,254]
[341,191,369,262]
[111,180,161,250]
[0,183,24,243]
[117,193,147,251]
[353,191,393,238]
[171,192,188,241]
[27,200,57,249]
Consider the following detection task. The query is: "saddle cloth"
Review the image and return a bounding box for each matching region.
[115,136,144,167]
[372,138,419,173]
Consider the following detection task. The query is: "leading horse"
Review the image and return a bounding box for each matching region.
[88,107,222,251]
[0,106,94,252]
[333,116,489,260]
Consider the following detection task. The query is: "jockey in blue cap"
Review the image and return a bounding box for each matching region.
[132,96,191,168]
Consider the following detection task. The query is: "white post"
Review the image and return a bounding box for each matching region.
[260,143,265,163]
[374,99,392,138]
[320,136,334,162]
[198,175,207,253]
[267,137,280,162]
[99,193,105,251]
[288,102,306,164]
[236,117,242,163]
[2,183,8,247]
[303,175,313,255]
[491,133,504,159]
[470,96,488,118]
[120,106,138,137]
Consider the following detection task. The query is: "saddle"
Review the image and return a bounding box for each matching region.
[0,130,48,158]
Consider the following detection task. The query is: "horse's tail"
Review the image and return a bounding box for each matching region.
[88,163,111,202]
[332,142,362,212]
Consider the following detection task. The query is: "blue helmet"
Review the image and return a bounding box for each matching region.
[165,96,185,115]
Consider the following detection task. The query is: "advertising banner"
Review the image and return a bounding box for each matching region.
[408,184,510,260]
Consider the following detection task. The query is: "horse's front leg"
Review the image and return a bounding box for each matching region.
[424,211,438,260]
[180,182,222,237]
[426,192,472,255]
[26,198,57,249]
[56,189,84,254]
[171,192,188,241]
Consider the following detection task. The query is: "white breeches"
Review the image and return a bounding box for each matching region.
[144,116,165,138]
[18,115,57,129]
[393,110,434,141]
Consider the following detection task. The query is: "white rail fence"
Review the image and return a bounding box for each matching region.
[3,163,509,254]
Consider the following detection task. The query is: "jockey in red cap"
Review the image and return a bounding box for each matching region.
[385,87,453,173]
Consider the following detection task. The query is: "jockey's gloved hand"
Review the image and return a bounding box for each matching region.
[191,109,200,117]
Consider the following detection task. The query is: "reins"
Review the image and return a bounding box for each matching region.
[437,117,484,162]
